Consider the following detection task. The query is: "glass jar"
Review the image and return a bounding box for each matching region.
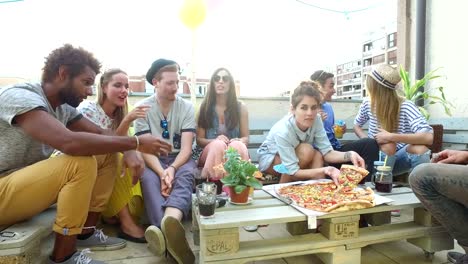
[372,165,393,193]
[373,161,385,174]
[196,182,217,218]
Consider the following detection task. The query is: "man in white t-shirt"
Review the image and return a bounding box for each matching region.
[136,59,197,264]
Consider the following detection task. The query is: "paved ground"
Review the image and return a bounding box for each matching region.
[39,207,463,264]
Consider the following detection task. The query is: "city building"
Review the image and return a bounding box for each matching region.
[179,76,241,97]
[335,25,397,99]
[335,59,362,99]
[128,75,146,93]
[126,74,240,96]
[361,26,397,97]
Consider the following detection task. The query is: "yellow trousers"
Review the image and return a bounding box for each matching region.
[102,153,144,221]
[0,153,118,236]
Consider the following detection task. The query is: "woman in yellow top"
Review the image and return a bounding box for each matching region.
[78,68,149,243]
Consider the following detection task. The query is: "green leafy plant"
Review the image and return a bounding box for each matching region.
[219,147,263,194]
[399,66,454,120]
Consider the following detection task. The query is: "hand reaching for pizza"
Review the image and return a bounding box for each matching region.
[278,165,374,213]
[323,166,340,186]
[346,151,366,169]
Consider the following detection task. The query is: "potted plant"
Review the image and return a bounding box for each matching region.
[399,66,454,153]
[399,66,453,120]
[216,147,263,203]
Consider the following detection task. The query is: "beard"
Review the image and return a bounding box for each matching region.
[59,80,82,107]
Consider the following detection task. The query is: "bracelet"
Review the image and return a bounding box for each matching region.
[169,165,177,172]
[134,135,139,150]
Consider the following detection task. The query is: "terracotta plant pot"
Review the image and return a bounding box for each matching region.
[229,186,251,203]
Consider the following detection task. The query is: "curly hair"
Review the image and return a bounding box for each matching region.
[41,44,101,83]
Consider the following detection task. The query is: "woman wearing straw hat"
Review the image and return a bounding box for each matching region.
[354,64,433,176]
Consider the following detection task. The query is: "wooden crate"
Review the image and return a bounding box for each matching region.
[193,188,454,264]
[321,215,360,240]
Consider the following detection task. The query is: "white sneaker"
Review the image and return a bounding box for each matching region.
[48,249,106,264]
[145,225,166,257]
[161,216,195,264]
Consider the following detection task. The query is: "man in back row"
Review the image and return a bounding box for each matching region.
[310,70,379,178]
[0,44,171,264]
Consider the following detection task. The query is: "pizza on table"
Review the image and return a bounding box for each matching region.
[278,165,374,213]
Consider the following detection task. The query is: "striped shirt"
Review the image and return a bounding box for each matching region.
[354,98,433,151]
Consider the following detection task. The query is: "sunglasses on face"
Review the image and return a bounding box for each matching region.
[160,119,170,139]
[214,75,229,82]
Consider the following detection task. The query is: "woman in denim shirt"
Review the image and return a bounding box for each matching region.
[196,68,249,188]
[258,81,365,184]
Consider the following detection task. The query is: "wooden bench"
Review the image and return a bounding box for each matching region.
[0,207,55,264]
[192,187,453,264]
[430,117,468,150]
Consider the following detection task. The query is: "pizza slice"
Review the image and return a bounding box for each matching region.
[338,164,369,191]
[325,199,374,213]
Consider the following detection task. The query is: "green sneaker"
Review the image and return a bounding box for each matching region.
[145,225,166,256]
[161,216,195,264]
[76,228,126,251]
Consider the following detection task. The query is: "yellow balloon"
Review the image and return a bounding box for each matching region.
[180,0,206,30]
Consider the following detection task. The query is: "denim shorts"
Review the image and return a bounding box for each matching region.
[379,145,431,176]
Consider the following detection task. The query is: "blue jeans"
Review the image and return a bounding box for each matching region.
[380,145,431,176]
[409,163,468,247]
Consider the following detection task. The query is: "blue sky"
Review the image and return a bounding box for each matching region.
[0,0,396,96]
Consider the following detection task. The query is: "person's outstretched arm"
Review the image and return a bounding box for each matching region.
[15,109,171,156]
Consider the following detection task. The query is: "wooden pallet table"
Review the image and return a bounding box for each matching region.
[192,187,453,264]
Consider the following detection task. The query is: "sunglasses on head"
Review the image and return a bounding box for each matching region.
[160,119,170,139]
[316,71,325,80]
[214,75,229,82]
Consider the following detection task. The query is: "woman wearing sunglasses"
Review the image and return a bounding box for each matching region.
[196,68,250,192]
[77,68,149,243]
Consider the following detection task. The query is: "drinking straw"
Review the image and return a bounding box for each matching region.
[379,156,389,182]
[379,172,384,182]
